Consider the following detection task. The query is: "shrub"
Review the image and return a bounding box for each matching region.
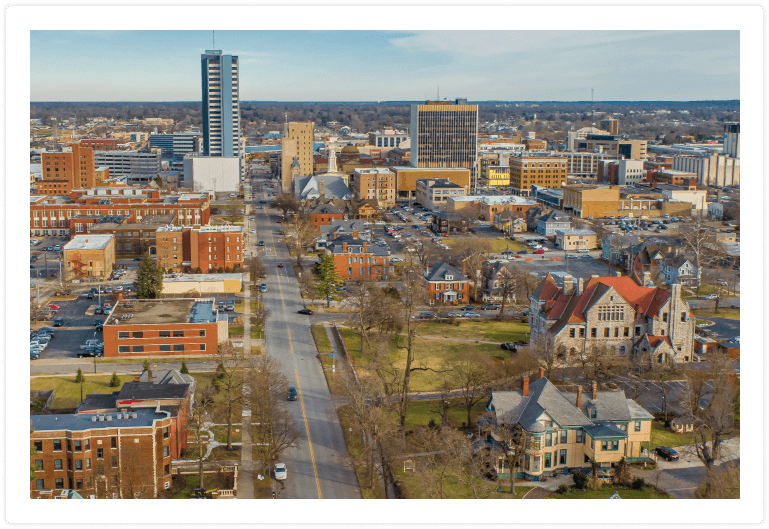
[572,471,588,490]
[74,368,85,383]
[557,484,569,494]
[587,477,603,491]
[180,360,189,375]
[142,359,150,372]
[632,477,645,490]
[109,372,121,387]
[427,418,438,429]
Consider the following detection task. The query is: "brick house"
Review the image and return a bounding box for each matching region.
[308,203,344,230]
[101,298,228,357]
[529,273,695,365]
[431,211,469,234]
[424,262,470,305]
[324,229,391,281]
[63,235,116,281]
[31,407,177,498]
[478,369,653,480]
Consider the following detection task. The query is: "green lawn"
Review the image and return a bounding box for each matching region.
[228,325,263,339]
[554,484,672,499]
[692,307,740,320]
[310,324,345,396]
[403,398,489,431]
[159,473,235,499]
[30,375,138,409]
[211,424,242,444]
[650,421,697,448]
[417,320,530,344]
[234,300,261,314]
[338,326,515,391]
[395,465,533,499]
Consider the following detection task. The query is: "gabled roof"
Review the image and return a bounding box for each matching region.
[584,422,627,439]
[567,390,632,422]
[538,210,571,224]
[116,382,189,402]
[531,272,559,301]
[310,203,344,215]
[425,262,468,282]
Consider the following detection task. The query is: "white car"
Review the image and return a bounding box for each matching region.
[251,229,256,233]
[576,249,589,253]
[391,257,403,262]
[274,463,287,480]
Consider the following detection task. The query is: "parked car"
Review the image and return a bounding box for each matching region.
[260,284,267,293]
[655,446,679,461]
[576,249,589,253]
[297,308,313,315]
[462,305,476,311]
[278,263,284,268]
[134,257,143,261]
[287,388,298,401]
[93,319,103,326]
[413,312,435,319]
[703,294,720,300]
[274,463,288,480]
[501,343,517,351]
[480,303,500,310]
[533,249,545,254]
[518,249,528,254]
[258,241,265,247]
[446,312,463,318]
[464,311,481,318]
[581,254,593,259]
[391,257,403,263]
[53,318,64,327]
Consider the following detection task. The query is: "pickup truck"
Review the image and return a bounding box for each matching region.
[80,340,103,350]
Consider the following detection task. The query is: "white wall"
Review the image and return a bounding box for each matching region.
[184,156,240,193]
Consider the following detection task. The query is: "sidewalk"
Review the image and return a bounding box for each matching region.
[238,280,255,499]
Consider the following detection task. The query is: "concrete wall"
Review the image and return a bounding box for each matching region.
[184,156,240,193]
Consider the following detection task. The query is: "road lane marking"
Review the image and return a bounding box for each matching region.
[294,369,322,499]
[276,266,286,311]
[287,326,293,355]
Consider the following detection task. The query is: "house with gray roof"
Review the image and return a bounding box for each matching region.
[423,262,470,305]
[478,369,654,480]
[536,211,571,236]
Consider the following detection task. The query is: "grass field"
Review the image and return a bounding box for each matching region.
[445,238,526,254]
[554,484,672,499]
[30,375,140,409]
[649,421,697,448]
[228,325,263,339]
[395,465,533,499]
[211,424,242,444]
[416,320,530,344]
[402,399,489,431]
[234,300,261,314]
[338,326,516,391]
[336,405,386,499]
[692,307,740,320]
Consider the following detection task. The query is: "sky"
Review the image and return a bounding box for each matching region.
[4,5,765,523]
[30,30,740,102]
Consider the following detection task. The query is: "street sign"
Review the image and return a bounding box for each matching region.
[329,353,335,358]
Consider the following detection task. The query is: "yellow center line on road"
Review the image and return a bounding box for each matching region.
[294,368,323,499]
[276,265,286,311]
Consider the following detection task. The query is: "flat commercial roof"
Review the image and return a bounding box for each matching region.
[31,408,169,432]
[63,235,114,251]
[165,273,242,283]
[106,298,219,326]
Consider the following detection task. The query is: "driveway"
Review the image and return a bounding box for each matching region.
[632,458,740,499]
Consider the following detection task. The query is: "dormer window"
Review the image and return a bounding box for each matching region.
[445,275,453,281]
[587,403,597,419]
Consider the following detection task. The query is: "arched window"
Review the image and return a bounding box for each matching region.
[657,353,664,363]
[618,346,626,355]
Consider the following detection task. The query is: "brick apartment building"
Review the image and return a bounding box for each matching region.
[79,138,128,150]
[324,229,392,281]
[353,167,396,207]
[508,155,568,197]
[30,187,210,238]
[62,234,116,281]
[30,407,177,499]
[562,184,621,219]
[308,203,344,230]
[37,143,96,197]
[101,298,228,357]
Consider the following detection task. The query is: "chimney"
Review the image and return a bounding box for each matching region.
[134,376,140,382]
[148,370,152,383]
[576,386,583,411]
[592,380,598,400]
[562,274,574,295]
[352,229,359,238]
[576,277,584,296]
[363,241,368,252]
[342,242,347,253]
[642,270,651,286]
[615,270,621,277]
[538,367,545,380]
[522,376,529,397]
[318,179,326,197]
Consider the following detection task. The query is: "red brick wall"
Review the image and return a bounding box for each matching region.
[331,252,389,280]
[102,322,218,357]
[310,213,343,229]
[426,281,470,305]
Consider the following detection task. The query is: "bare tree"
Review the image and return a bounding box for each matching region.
[212,345,246,450]
[248,355,302,472]
[190,387,216,490]
[530,332,560,378]
[691,354,737,496]
[446,351,492,428]
[495,266,517,319]
[297,270,319,306]
[285,213,319,268]
[343,278,381,358]
[247,255,267,283]
[428,380,454,428]
[680,217,712,295]
[494,422,529,496]
[510,263,538,302]
[270,192,301,218]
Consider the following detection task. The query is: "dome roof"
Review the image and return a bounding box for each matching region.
[341,144,359,153]
[340,143,360,164]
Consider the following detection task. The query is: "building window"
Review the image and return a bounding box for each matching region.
[132,332,143,338]
[74,441,82,452]
[55,478,64,490]
[662,313,668,322]
[569,328,575,338]
[601,440,619,451]
[559,449,567,465]
[635,421,642,432]
[164,446,170,458]
[173,344,184,352]
[36,479,45,490]
[173,330,184,337]
[159,331,171,338]
[199,330,206,337]
[111,456,118,468]
[200,344,206,351]
[75,479,83,490]
[118,346,129,353]
[35,460,43,472]
[635,326,641,336]
[163,427,169,439]
[545,433,552,447]
[118,331,129,339]
[591,328,597,338]
[544,452,552,468]
[53,440,62,452]
[75,460,83,471]
[589,409,597,419]
[576,429,583,444]
[681,312,687,322]
[560,430,567,444]
[54,459,63,470]
[34,441,43,452]
[97,448,103,459]
[133,346,144,353]
[164,464,170,476]
[86,459,91,470]
[604,328,610,337]
[624,327,630,337]
[160,345,171,352]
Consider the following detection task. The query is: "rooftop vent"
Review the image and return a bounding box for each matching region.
[98,415,104,422]
[106,415,112,421]
[131,412,138,419]
[91,416,97,422]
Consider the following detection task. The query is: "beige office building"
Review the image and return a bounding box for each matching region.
[389,166,471,200]
[281,121,315,191]
[353,168,396,207]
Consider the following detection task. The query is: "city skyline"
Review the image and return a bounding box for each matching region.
[30,30,739,103]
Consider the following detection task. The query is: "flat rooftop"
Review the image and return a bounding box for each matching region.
[63,235,114,251]
[106,298,219,326]
[165,273,242,283]
[31,408,170,432]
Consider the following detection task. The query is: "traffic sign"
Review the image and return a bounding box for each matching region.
[329,353,335,358]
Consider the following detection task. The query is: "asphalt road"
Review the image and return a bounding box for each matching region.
[631,458,740,499]
[252,182,360,500]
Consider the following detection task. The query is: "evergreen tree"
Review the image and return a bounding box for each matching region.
[75,368,85,383]
[180,360,189,374]
[142,359,150,372]
[109,372,121,387]
[135,253,164,299]
[316,254,341,308]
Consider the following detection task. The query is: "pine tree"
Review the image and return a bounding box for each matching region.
[180,360,189,374]
[109,372,121,387]
[135,253,164,299]
[75,368,85,383]
[142,359,150,372]
[316,254,341,308]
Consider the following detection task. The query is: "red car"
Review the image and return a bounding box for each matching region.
[49,304,60,310]
[533,250,545,254]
